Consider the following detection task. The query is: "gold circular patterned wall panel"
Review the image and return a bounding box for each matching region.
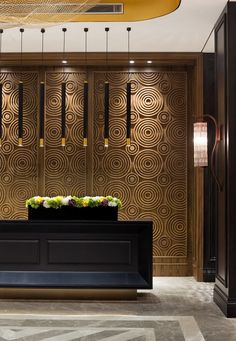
[134,87,164,116]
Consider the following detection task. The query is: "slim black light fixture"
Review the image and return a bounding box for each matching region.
[18,28,24,147]
[0,29,3,148]
[39,28,45,147]
[126,27,132,147]
[83,27,89,147]
[61,27,67,147]
[104,27,110,148]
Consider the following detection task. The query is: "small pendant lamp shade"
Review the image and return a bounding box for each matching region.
[18,81,23,146]
[194,122,208,167]
[126,82,131,146]
[0,83,2,147]
[83,80,88,147]
[39,81,45,147]
[104,81,109,147]
[61,82,66,146]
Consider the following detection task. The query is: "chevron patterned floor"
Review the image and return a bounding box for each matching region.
[0,278,234,340]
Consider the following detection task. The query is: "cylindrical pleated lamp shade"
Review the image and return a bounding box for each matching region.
[126,82,131,146]
[39,82,45,147]
[18,81,23,146]
[104,81,109,147]
[83,81,88,147]
[0,83,2,146]
[194,122,208,167]
[61,82,66,146]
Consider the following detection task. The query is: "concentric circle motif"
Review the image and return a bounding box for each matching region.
[46,119,61,147]
[8,150,36,177]
[157,204,172,219]
[167,72,186,88]
[65,142,77,156]
[66,111,77,125]
[70,90,84,114]
[8,119,36,146]
[157,236,172,250]
[109,118,126,147]
[158,78,172,94]
[106,73,128,86]
[45,150,69,178]
[1,173,13,185]
[0,187,6,205]
[133,119,162,148]
[3,80,16,94]
[9,180,36,208]
[94,141,106,155]
[19,73,38,84]
[166,244,186,257]
[166,88,186,115]
[1,203,14,218]
[46,73,69,86]
[165,151,186,178]
[127,204,140,218]
[109,88,127,116]
[70,121,83,145]
[70,150,86,176]
[134,87,163,116]
[130,111,139,124]
[126,141,139,155]
[157,142,171,156]
[11,211,27,220]
[45,181,68,197]
[130,79,140,93]
[103,181,131,208]
[157,111,172,125]
[63,173,77,187]
[46,88,62,117]
[22,87,37,116]
[165,120,186,145]
[95,78,106,93]
[153,243,162,257]
[102,150,131,179]
[166,181,187,211]
[118,211,130,221]
[133,181,162,210]
[157,173,171,187]
[166,214,187,242]
[1,141,14,155]
[125,173,139,187]
[8,88,19,115]
[0,73,9,83]
[94,174,107,187]
[93,154,101,174]
[133,73,163,87]
[138,211,164,241]
[3,110,14,124]
[133,149,163,179]
[95,110,104,124]
[71,183,86,197]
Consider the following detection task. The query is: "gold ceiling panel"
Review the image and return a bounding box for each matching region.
[0,0,181,24]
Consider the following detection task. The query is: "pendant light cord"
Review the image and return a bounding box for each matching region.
[62,27,67,73]
[84,28,88,80]
[105,27,109,81]
[20,28,24,68]
[127,27,131,82]
[41,28,45,65]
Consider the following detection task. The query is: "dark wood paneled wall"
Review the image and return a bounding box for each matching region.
[203,53,216,282]
[214,2,236,317]
[0,53,203,278]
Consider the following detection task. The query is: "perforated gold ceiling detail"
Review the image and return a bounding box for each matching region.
[0,0,181,24]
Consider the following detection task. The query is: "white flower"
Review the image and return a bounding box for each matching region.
[43,200,50,208]
[61,195,72,206]
[108,201,117,207]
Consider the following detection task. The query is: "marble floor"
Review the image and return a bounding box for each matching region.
[0,277,235,340]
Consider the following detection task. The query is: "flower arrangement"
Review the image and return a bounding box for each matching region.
[26,195,122,210]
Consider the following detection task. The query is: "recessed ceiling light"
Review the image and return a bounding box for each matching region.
[147,60,152,64]
[62,60,67,64]
[129,60,135,64]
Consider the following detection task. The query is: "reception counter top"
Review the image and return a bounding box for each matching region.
[0,220,152,290]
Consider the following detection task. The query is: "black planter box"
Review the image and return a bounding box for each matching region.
[28,205,118,221]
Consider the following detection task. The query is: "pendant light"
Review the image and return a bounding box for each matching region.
[126,27,132,147]
[104,27,110,148]
[61,27,67,147]
[18,28,24,147]
[83,27,89,147]
[39,28,45,147]
[0,29,3,148]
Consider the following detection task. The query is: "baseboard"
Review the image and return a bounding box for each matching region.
[214,284,236,317]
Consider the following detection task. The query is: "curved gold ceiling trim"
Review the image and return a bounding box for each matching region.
[0,0,181,24]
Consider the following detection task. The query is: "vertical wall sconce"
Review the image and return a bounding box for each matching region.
[194,115,222,191]
[194,122,208,167]
[0,29,3,148]
[39,28,45,148]
[18,28,24,147]
[61,27,67,147]
[104,27,110,148]
[83,27,89,147]
[126,27,132,147]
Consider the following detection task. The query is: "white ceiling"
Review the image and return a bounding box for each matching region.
[0,0,232,53]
